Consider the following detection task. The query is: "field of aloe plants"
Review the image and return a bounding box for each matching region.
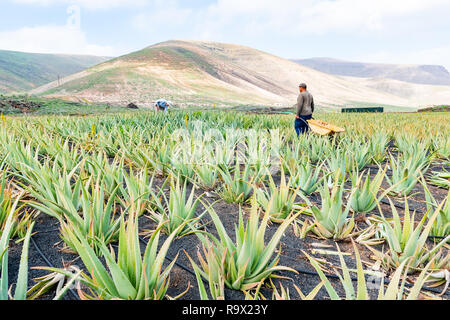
[0,110,449,301]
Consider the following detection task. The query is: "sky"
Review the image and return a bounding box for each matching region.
[0,0,450,70]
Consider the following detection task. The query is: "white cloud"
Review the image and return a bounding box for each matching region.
[297,0,449,33]
[0,25,117,56]
[198,0,450,35]
[132,1,192,31]
[1,0,137,55]
[11,0,148,10]
[129,0,450,40]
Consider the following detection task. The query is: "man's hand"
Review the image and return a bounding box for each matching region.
[296,115,300,119]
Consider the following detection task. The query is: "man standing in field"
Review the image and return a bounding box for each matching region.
[294,83,315,136]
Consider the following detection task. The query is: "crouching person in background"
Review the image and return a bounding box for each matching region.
[154,99,171,113]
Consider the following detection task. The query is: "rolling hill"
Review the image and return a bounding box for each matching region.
[0,49,110,93]
[293,57,450,86]
[31,40,450,110]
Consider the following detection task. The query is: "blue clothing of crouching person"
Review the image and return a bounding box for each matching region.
[155,99,171,112]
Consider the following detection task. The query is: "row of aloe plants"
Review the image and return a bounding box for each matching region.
[1,154,447,300]
[0,110,448,300]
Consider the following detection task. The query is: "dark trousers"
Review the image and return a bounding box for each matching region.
[295,115,312,136]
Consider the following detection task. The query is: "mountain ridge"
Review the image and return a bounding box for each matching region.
[293,57,450,86]
[30,40,450,110]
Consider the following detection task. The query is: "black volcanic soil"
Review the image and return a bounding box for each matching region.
[4,139,450,301]
[6,163,449,301]
[0,97,41,114]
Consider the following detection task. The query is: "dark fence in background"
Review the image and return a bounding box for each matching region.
[342,107,384,113]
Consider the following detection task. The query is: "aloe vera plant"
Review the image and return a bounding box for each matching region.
[45,213,186,300]
[299,135,333,163]
[244,129,272,174]
[369,198,450,271]
[118,169,159,217]
[270,281,324,301]
[56,176,123,254]
[189,196,300,291]
[170,157,197,182]
[14,157,82,219]
[369,132,390,163]
[386,153,428,196]
[149,176,204,237]
[350,167,390,214]
[125,140,169,174]
[211,139,236,170]
[326,150,352,176]
[396,134,432,164]
[304,241,436,300]
[422,180,449,238]
[27,265,83,300]
[51,140,86,173]
[288,161,323,195]
[346,138,371,170]
[187,246,226,300]
[217,161,256,204]
[25,164,123,254]
[301,172,355,240]
[0,195,35,300]
[84,153,125,197]
[0,172,32,238]
[148,139,174,176]
[255,169,303,222]
[243,279,324,301]
[281,145,308,175]
[427,170,450,189]
[425,267,450,296]
[3,139,42,175]
[431,133,450,159]
[194,163,219,191]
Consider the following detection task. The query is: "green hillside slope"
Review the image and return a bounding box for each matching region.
[0,49,110,93]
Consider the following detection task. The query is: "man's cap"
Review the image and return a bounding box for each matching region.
[299,83,307,89]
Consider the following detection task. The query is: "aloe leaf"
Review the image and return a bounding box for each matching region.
[14,222,35,300]
[303,250,340,300]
